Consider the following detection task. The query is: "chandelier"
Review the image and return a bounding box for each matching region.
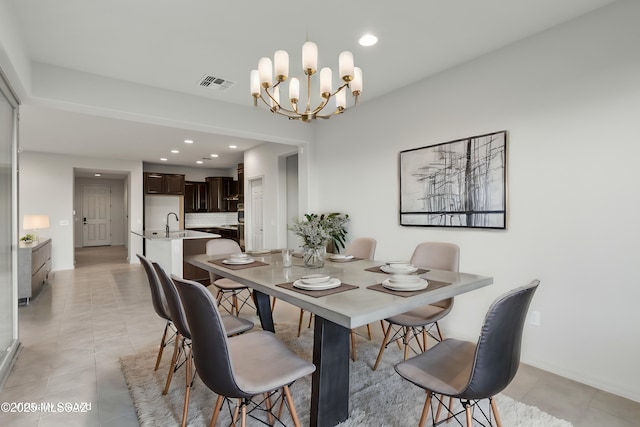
[251,41,362,122]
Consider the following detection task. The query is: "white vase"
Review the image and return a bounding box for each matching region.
[303,246,326,268]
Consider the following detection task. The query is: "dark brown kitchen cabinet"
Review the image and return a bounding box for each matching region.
[184,181,209,212]
[144,172,185,195]
[237,163,244,202]
[206,176,235,212]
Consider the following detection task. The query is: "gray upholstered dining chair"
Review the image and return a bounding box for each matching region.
[153,262,254,427]
[394,280,539,427]
[297,237,378,361]
[373,242,460,370]
[137,254,174,373]
[205,238,254,316]
[172,275,316,427]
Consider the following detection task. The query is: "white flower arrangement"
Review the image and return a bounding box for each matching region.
[290,213,349,250]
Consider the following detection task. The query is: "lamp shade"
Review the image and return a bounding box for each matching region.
[23,215,50,230]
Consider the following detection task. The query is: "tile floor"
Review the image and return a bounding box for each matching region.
[0,245,638,426]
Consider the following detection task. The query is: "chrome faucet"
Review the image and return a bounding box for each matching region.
[166,212,179,237]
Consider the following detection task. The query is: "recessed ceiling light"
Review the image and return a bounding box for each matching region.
[229,145,237,149]
[184,139,194,144]
[160,158,168,161]
[171,150,179,154]
[196,160,203,164]
[94,173,101,177]
[211,154,219,158]
[359,34,378,47]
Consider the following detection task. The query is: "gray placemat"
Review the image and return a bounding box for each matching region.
[367,279,451,298]
[208,258,269,270]
[276,281,358,298]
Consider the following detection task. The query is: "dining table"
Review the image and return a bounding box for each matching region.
[186,251,493,427]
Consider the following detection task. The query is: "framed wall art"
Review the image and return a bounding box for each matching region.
[400,130,507,229]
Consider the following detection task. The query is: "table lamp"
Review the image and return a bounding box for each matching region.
[22,214,50,243]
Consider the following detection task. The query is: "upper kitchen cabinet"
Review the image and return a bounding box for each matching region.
[206,176,238,212]
[237,163,244,202]
[144,172,185,195]
[184,181,209,213]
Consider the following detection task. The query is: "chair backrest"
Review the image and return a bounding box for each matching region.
[152,262,191,340]
[206,238,243,282]
[462,280,539,399]
[345,237,377,260]
[172,275,250,399]
[410,242,460,310]
[137,254,171,321]
[410,242,460,272]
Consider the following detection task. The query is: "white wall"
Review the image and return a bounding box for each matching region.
[73,177,127,247]
[19,152,144,270]
[312,1,640,401]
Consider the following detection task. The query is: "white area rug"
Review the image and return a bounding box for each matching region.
[121,322,572,426]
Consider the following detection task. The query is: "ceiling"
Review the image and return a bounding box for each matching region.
[5,0,616,169]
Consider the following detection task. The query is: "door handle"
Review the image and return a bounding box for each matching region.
[83,217,87,224]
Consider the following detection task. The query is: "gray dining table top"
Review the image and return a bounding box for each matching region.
[186,252,493,329]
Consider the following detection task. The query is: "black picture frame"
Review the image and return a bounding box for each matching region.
[400,130,507,229]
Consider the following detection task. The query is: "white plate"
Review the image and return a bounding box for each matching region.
[223,258,255,265]
[331,254,354,260]
[294,278,342,290]
[380,265,418,274]
[382,278,428,292]
[300,274,331,284]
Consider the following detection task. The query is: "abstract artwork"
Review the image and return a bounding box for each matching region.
[400,131,507,229]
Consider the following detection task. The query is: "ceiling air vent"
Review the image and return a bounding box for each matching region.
[198,75,235,91]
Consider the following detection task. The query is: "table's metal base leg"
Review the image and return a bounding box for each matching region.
[310,316,350,427]
[253,290,275,332]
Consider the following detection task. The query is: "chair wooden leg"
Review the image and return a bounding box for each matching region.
[307,312,313,328]
[232,293,239,316]
[241,402,247,427]
[490,397,503,427]
[297,309,305,337]
[164,333,182,395]
[154,321,170,371]
[403,327,411,360]
[350,329,357,361]
[231,399,240,425]
[465,404,473,427]
[181,346,192,427]
[366,323,372,340]
[422,329,428,351]
[264,392,274,426]
[271,297,277,311]
[419,391,432,427]
[209,395,224,427]
[447,397,454,423]
[373,322,394,370]
[283,385,301,427]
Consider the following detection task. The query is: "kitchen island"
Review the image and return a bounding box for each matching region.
[131,229,220,278]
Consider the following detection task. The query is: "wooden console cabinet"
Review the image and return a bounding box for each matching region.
[18,239,52,303]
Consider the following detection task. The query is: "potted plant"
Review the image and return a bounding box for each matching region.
[290,212,349,268]
[20,233,35,243]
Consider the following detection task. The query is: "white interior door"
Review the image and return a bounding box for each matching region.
[250,178,264,250]
[82,184,111,247]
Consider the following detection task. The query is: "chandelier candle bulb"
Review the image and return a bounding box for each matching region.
[258,57,273,87]
[339,51,354,81]
[271,86,280,111]
[289,77,300,103]
[274,50,289,81]
[320,68,332,98]
[352,67,363,95]
[302,41,318,74]
[336,90,346,110]
[250,70,260,96]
